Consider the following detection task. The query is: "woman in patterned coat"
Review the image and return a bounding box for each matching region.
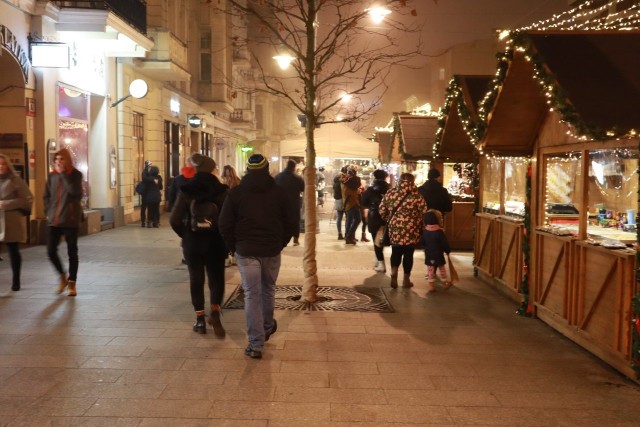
[379,173,427,288]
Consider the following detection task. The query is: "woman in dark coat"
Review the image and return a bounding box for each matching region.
[170,154,228,337]
[361,169,390,273]
[144,166,163,227]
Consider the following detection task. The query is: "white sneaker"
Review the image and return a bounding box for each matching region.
[373,261,386,273]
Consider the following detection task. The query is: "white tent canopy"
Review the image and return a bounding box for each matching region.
[280,123,379,159]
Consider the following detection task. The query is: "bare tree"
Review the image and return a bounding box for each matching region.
[224,0,422,302]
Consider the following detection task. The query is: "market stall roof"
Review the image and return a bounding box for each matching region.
[478,50,548,156]
[375,131,394,164]
[280,123,379,159]
[528,32,640,133]
[438,75,491,162]
[397,114,438,160]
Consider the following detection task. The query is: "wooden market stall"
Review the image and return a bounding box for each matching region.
[475,30,640,380]
[434,75,492,249]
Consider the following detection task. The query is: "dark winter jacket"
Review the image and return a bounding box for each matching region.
[144,166,163,204]
[219,168,296,257]
[274,169,304,210]
[43,168,83,228]
[361,179,390,234]
[169,172,228,256]
[417,179,452,215]
[423,227,451,267]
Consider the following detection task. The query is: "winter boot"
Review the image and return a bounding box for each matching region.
[390,266,399,289]
[207,305,226,338]
[193,311,207,334]
[361,232,370,242]
[402,273,414,288]
[427,281,437,293]
[337,233,344,240]
[67,280,77,296]
[56,273,68,294]
[374,260,386,273]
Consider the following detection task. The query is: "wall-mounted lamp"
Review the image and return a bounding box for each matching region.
[187,114,203,128]
[110,79,148,108]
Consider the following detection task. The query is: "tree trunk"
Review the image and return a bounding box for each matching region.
[301,117,319,302]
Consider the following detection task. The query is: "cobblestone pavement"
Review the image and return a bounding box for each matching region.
[0,213,639,426]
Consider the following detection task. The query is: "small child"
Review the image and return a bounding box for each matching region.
[423,209,452,292]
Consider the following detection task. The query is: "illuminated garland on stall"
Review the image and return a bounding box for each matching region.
[516,161,533,317]
[392,113,405,158]
[633,145,640,375]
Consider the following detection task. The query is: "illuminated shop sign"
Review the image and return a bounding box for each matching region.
[31,42,70,68]
[0,25,30,82]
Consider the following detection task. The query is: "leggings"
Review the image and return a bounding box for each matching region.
[390,245,415,274]
[47,226,79,281]
[426,265,448,282]
[5,242,21,286]
[184,236,226,312]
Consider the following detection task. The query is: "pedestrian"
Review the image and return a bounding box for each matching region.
[341,166,361,245]
[0,154,34,291]
[139,160,152,227]
[221,165,241,189]
[417,168,452,220]
[422,209,452,293]
[361,169,390,273]
[379,172,427,289]
[332,166,347,240]
[274,159,304,246]
[316,166,326,208]
[219,154,297,359]
[168,157,196,210]
[44,148,84,296]
[169,154,228,337]
[359,181,369,243]
[144,165,163,228]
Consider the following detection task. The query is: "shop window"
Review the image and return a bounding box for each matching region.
[503,158,527,218]
[586,148,638,244]
[481,156,501,214]
[444,163,474,201]
[543,152,582,226]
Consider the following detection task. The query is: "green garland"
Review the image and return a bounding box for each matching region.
[391,113,404,159]
[516,161,533,317]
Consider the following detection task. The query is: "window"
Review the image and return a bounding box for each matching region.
[200,30,211,82]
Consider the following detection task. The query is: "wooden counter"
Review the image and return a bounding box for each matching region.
[534,231,638,379]
[446,202,474,250]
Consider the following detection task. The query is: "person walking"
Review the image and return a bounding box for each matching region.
[168,157,196,210]
[170,154,228,337]
[379,172,427,289]
[332,166,347,240]
[44,148,84,296]
[275,159,304,246]
[139,160,152,227]
[423,209,452,293]
[418,168,452,220]
[0,154,34,291]
[219,154,296,359]
[221,165,241,189]
[361,169,390,273]
[144,165,163,228]
[341,166,361,245]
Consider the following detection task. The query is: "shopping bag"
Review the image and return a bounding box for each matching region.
[447,254,459,283]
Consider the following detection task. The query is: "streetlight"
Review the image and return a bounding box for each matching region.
[366,6,391,24]
[273,54,295,70]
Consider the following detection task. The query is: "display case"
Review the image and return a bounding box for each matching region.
[586,148,638,245]
[444,163,474,201]
[543,152,582,227]
[503,158,527,218]
[481,156,501,214]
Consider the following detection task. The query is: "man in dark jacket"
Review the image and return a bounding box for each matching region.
[418,168,452,219]
[332,166,347,240]
[44,148,84,296]
[169,154,228,338]
[219,154,296,359]
[274,159,304,245]
[139,160,152,227]
[361,169,391,272]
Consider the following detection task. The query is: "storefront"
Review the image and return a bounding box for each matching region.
[474,30,640,380]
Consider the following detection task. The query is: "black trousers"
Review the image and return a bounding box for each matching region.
[390,245,415,274]
[147,202,160,225]
[47,226,79,281]
[4,242,21,287]
[183,233,227,312]
[140,198,148,223]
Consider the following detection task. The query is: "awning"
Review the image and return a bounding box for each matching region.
[280,123,379,159]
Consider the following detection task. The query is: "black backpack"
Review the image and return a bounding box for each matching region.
[190,198,219,232]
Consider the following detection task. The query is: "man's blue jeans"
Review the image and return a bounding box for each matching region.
[237,254,281,351]
[345,206,361,240]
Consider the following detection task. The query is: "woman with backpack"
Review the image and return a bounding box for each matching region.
[170,154,228,337]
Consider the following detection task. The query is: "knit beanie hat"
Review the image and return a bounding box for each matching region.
[425,209,443,226]
[373,169,388,180]
[427,168,441,180]
[247,154,269,171]
[190,153,215,173]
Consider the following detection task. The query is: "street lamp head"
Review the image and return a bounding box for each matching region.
[367,7,391,24]
[273,54,295,70]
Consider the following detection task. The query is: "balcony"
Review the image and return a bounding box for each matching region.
[53,1,147,35]
[137,29,190,82]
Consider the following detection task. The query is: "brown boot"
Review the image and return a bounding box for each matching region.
[361,232,370,242]
[67,280,77,296]
[207,305,226,338]
[56,273,68,294]
[390,266,399,289]
[402,274,414,288]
